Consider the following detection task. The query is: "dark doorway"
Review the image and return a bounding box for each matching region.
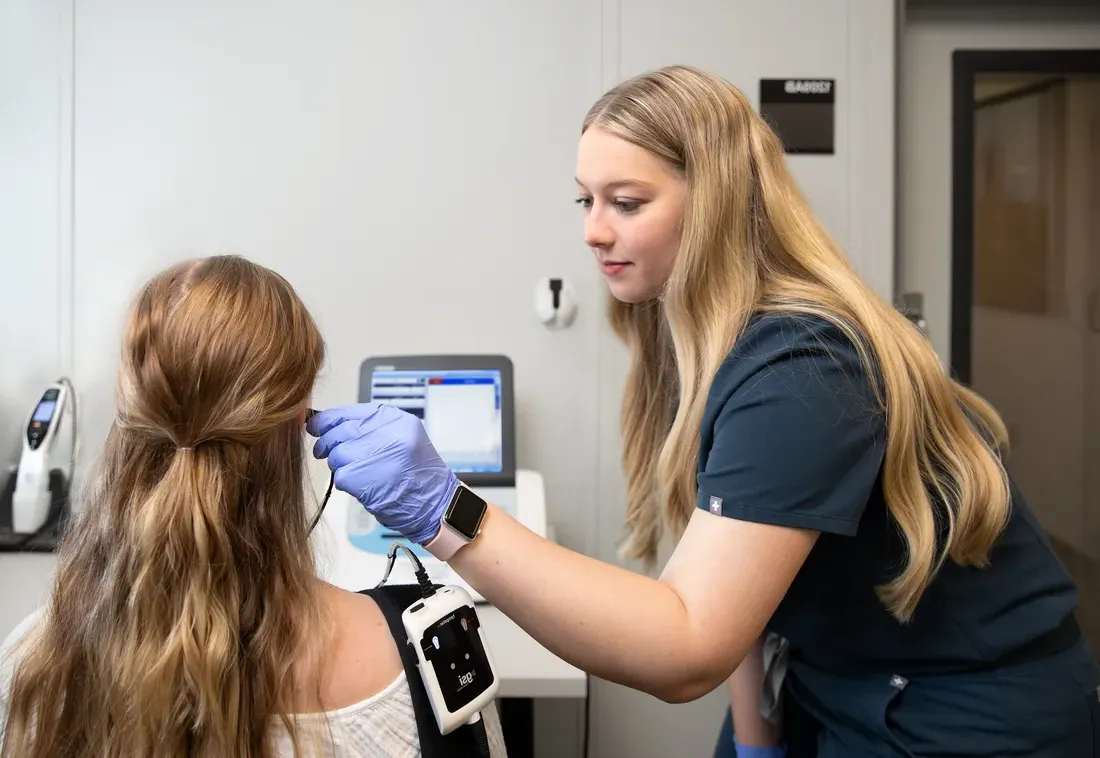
[952,49,1100,651]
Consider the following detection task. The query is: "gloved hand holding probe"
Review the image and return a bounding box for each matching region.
[307,402,459,545]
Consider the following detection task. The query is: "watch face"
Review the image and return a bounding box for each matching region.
[446,487,486,540]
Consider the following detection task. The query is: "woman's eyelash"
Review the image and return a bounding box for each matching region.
[574,196,642,213]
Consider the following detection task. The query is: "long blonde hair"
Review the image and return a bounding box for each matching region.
[2,255,329,756]
[591,65,1010,622]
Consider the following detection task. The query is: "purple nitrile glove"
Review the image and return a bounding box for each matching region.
[308,402,460,545]
[733,741,786,758]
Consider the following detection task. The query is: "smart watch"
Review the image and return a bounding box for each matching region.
[424,484,488,561]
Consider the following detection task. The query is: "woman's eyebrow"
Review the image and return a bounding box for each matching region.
[574,177,654,191]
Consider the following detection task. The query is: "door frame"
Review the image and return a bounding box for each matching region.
[950,49,1100,383]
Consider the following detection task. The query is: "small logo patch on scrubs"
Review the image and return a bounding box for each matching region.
[709,496,723,515]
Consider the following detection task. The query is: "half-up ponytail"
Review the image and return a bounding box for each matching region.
[107,442,255,753]
[3,255,329,757]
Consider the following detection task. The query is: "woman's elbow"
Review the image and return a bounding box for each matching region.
[651,659,733,704]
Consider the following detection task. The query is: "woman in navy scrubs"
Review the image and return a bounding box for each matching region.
[310,65,1100,756]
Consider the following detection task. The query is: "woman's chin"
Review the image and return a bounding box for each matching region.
[606,277,658,305]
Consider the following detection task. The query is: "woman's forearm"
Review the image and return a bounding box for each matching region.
[727,637,781,747]
[450,504,727,702]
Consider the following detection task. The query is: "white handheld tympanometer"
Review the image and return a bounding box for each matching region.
[375,543,500,751]
[403,584,499,734]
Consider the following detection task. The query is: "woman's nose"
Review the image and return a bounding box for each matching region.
[584,208,614,249]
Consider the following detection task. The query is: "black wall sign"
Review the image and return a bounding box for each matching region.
[759,78,835,155]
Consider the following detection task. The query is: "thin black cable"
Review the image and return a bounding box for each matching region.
[582,674,590,758]
[304,407,334,535]
[306,470,333,534]
[467,712,491,758]
[376,541,436,599]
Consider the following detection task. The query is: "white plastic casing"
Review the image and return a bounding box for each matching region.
[401,585,500,735]
[534,277,578,329]
[12,383,69,534]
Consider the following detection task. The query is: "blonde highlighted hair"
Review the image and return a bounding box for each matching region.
[2,256,329,756]
[591,65,1010,622]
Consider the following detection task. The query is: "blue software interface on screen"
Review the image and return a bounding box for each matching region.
[369,369,503,474]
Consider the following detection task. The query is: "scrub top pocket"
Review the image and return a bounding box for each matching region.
[785,663,914,758]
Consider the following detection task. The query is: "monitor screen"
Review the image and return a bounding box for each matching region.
[369,368,503,474]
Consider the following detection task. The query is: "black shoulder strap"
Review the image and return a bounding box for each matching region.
[360,585,483,758]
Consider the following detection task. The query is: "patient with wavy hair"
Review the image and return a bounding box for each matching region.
[0,255,506,757]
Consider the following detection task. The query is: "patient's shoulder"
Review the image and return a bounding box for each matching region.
[1,608,46,719]
[310,585,405,712]
[1,608,45,666]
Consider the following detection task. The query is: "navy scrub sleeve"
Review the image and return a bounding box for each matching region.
[700,313,1100,758]
[695,314,885,534]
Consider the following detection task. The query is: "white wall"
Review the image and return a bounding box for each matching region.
[2,2,895,756]
[0,0,72,466]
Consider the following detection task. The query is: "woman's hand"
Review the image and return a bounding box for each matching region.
[308,403,459,545]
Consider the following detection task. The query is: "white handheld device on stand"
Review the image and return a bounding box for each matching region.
[12,382,72,534]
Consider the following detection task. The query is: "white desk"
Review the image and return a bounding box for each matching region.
[479,604,585,699]
[0,553,586,699]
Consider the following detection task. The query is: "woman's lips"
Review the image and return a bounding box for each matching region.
[600,261,631,276]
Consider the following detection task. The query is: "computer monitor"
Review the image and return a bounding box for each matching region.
[358,355,515,488]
